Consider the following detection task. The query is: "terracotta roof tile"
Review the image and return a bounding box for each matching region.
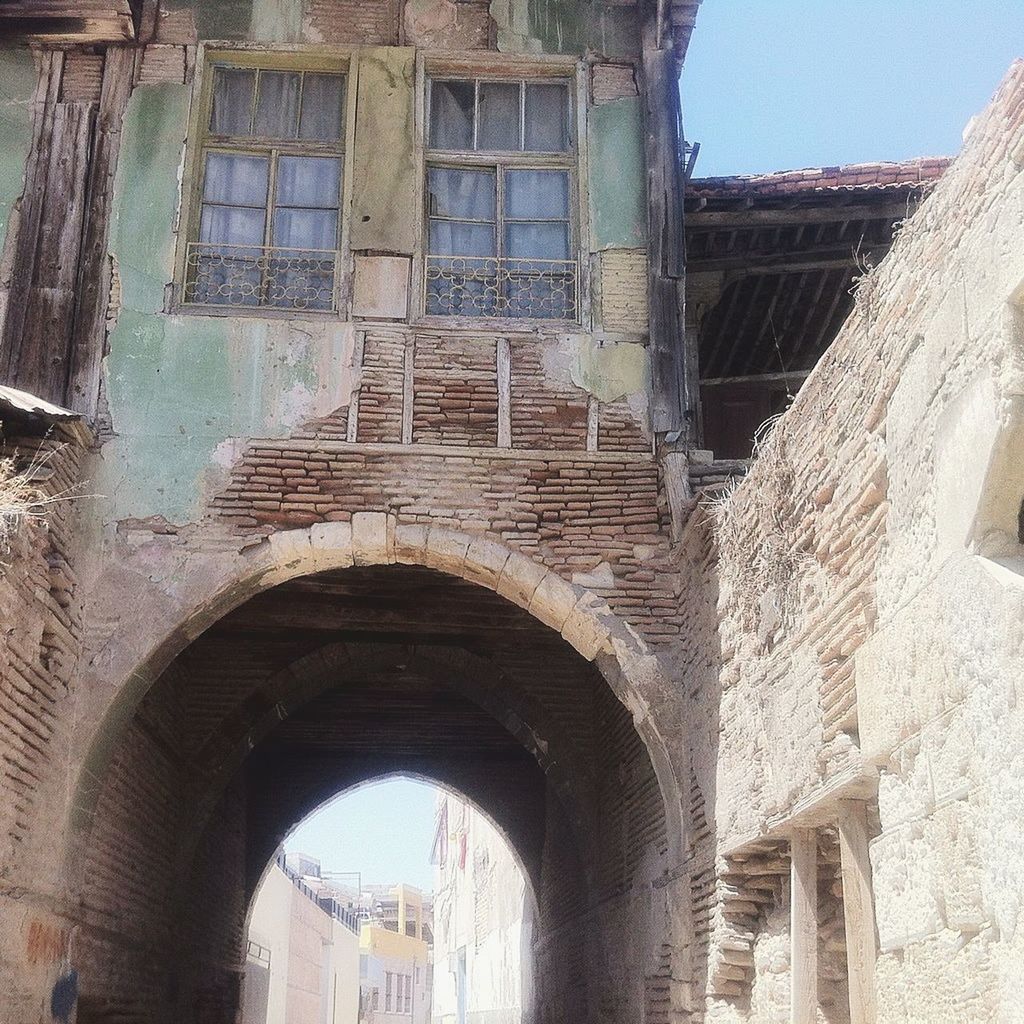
[689,157,952,198]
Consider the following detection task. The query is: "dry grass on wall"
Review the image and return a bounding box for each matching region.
[0,447,70,556]
[707,417,817,646]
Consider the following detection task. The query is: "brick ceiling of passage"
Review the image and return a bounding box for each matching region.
[181,564,602,770]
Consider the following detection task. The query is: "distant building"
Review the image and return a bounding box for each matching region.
[242,853,361,1024]
[431,796,534,1024]
[359,886,431,1024]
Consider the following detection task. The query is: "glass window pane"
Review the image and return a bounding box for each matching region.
[273,208,339,250]
[505,221,570,259]
[428,220,495,256]
[202,152,269,206]
[429,80,475,150]
[254,71,301,138]
[299,73,345,141]
[504,169,569,220]
[276,156,342,209]
[524,83,570,152]
[427,167,495,220]
[211,67,255,136]
[477,82,521,151]
[199,205,266,245]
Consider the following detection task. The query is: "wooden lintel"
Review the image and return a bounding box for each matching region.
[790,828,818,1024]
[686,201,915,229]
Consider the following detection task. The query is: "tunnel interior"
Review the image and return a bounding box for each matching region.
[74,565,671,1024]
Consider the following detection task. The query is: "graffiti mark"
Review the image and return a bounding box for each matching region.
[26,919,68,966]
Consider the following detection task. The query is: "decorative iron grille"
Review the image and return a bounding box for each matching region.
[425,255,578,320]
[184,242,339,312]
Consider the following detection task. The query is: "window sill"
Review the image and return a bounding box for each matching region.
[167,302,345,321]
[410,314,583,335]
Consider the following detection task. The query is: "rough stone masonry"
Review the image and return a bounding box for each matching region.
[0,3,1021,1024]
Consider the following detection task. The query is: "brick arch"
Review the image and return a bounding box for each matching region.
[68,515,686,883]
[179,640,601,895]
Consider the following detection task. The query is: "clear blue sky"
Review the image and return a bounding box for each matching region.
[285,776,440,892]
[682,1,1024,177]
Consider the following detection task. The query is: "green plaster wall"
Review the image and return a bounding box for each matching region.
[164,0,254,40]
[251,0,304,43]
[589,96,647,250]
[97,83,353,526]
[0,48,37,259]
[350,48,418,255]
[491,0,638,57]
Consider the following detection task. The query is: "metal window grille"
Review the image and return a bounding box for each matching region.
[185,242,339,312]
[424,255,577,319]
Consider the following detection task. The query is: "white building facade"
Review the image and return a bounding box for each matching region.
[431,797,534,1024]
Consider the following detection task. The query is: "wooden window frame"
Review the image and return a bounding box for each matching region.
[171,46,359,319]
[412,52,592,332]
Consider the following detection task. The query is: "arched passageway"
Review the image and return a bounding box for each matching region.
[242,775,538,1024]
[72,561,676,1024]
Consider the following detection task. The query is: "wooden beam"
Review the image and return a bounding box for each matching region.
[642,13,696,440]
[67,46,139,418]
[790,829,818,1024]
[838,800,878,1024]
[701,371,810,388]
[694,248,878,276]
[686,201,914,229]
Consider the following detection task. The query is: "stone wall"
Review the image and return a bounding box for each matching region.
[679,59,1024,1023]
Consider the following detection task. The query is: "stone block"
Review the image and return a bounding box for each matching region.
[527,572,579,632]
[495,555,548,611]
[870,821,945,951]
[309,521,354,572]
[351,511,391,565]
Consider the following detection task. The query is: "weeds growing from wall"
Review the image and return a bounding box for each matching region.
[0,445,72,557]
[708,416,814,647]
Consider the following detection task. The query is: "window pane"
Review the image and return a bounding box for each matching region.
[524,83,570,152]
[211,67,255,136]
[299,73,345,141]
[199,205,266,245]
[504,169,569,220]
[202,152,269,206]
[505,221,570,259]
[428,220,495,256]
[274,208,338,249]
[276,156,342,208]
[427,167,495,220]
[429,80,475,150]
[477,82,520,151]
[254,71,301,138]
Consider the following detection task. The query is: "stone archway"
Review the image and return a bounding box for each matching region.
[64,517,689,1024]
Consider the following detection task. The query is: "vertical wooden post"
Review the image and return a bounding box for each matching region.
[790,828,818,1024]
[67,46,139,416]
[496,337,511,449]
[838,800,878,1024]
[641,13,698,443]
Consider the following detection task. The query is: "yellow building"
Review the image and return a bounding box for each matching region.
[360,887,431,1024]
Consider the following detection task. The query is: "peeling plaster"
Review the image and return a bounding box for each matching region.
[588,97,647,250]
[97,79,357,526]
[572,336,648,403]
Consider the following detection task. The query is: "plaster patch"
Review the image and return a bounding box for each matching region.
[571,336,648,403]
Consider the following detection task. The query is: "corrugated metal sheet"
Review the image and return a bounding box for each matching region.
[0,384,80,422]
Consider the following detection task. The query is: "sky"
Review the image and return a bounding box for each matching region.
[285,776,440,892]
[286,9,1024,890]
[681,1,1024,177]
